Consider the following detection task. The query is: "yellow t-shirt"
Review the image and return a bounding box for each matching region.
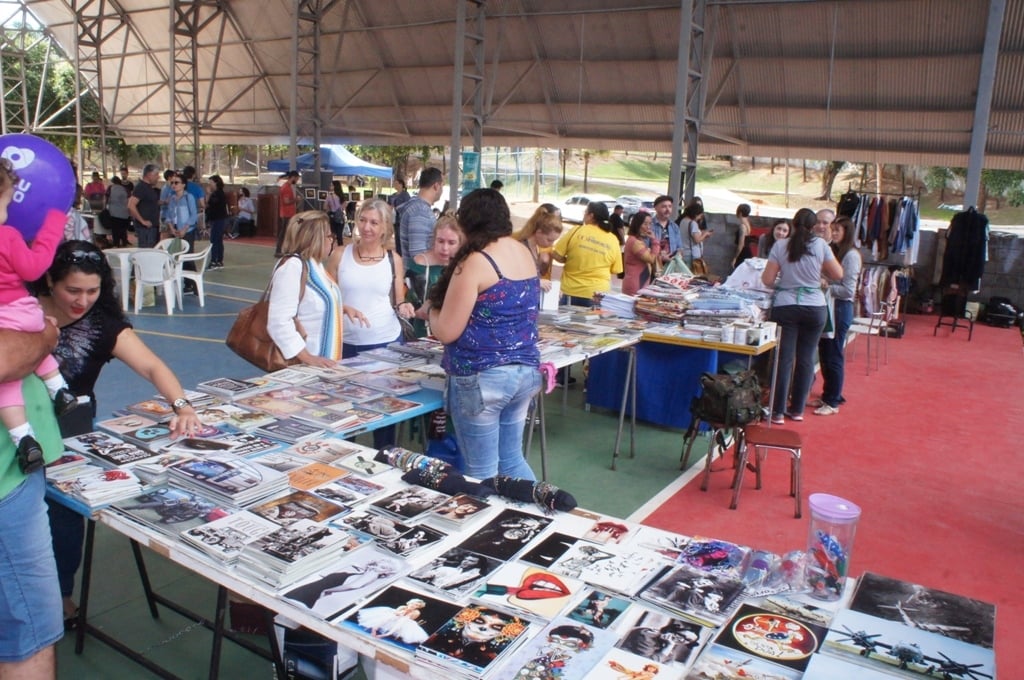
[555,224,624,298]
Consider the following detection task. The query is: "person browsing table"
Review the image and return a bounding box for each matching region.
[427,188,542,480]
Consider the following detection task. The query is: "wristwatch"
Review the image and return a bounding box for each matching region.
[171,397,192,413]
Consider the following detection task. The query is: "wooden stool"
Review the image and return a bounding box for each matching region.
[732,424,803,518]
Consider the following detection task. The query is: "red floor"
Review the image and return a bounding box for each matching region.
[640,313,1023,672]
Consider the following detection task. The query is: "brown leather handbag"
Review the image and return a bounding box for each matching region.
[226,257,307,372]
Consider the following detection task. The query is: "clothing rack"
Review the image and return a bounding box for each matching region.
[859,261,913,319]
[845,185,922,200]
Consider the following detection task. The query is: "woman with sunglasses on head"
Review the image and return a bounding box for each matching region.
[267,211,344,369]
[33,239,203,626]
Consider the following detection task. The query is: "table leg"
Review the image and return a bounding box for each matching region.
[131,539,161,619]
[537,388,549,481]
[766,331,781,428]
[75,519,96,654]
[611,346,636,470]
[208,586,228,680]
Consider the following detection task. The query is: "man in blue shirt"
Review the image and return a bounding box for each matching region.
[650,194,683,268]
[397,167,444,268]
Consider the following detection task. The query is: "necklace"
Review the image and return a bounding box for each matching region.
[355,245,385,262]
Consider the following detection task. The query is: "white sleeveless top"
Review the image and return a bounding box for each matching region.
[337,245,401,346]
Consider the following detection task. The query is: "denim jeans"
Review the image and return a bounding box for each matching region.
[446,363,542,480]
[209,217,227,263]
[560,294,593,308]
[771,304,827,417]
[818,299,853,407]
[0,470,63,661]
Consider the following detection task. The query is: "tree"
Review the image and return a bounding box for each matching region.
[980,169,1024,209]
[349,145,443,182]
[818,161,847,200]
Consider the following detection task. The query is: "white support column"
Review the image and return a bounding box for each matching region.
[964,0,1007,209]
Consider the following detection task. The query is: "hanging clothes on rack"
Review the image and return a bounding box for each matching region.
[939,207,989,292]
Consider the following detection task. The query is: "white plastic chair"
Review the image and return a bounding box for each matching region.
[156,238,190,262]
[131,251,179,315]
[176,244,212,307]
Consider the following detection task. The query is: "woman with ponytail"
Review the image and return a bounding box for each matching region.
[552,200,623,307]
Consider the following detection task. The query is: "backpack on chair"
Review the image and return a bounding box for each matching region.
[693,370,762,426]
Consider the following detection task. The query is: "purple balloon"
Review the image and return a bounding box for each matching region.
[1,133,76,240]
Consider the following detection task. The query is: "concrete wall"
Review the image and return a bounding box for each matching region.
[703,213,1024,311]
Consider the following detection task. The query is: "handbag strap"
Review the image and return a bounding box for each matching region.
[386,250,398,309]
[264,254,308,304]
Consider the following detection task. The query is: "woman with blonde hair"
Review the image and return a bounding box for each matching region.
[330,198,415,447]
[514,203,563,292]
[267,211,344,367]
[407,214,464,337]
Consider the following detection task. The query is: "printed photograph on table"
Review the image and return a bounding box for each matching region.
[687,643,803,680]
[193,403,275,430]
[322,475,386,500]
[163,436,238,455]
[629,526,692,562]
[713,603,826,672]
[582,518,634,545]
[246,518,353,564]
[96,413,159,435]
[249,490,346,526]
[371,486,449,520]
[113,485,233,534]
[360,395,422,416]
[290,406,359,431]
[286,438,367,464]
[587,647,668,680]
[407,547,501,598]
[639,563,746,628]
[169,455,277,495]
[428,493,491,525]
[502,616,618,680]
[820,608,995,680]
[334,406,385,430]
[214,431,282,456]
[473,561,584,620]
[378,525,446,556]
[125,398,175,418]
[253,417,325,443]
[348,373,421,396]
[519,532,579,568]
[337,451,390,476]
[340,511,411,540]
[415,605,533,678]
[288,462,348,490]
[235,394,304,416]
[615,606,708,669]
[457,507,553,561]
[181,511,279,562]
[552,544,667,597]
[340,585,462,652]
[329,382,384,403]
[249,450,310,473]
[567,589,632,630]
[284,549,406,619]
[847,572,996,649]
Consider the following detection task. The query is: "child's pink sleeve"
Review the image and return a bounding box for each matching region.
[8,209,68,281]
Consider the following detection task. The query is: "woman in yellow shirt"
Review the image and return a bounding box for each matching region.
[552,201,623,307]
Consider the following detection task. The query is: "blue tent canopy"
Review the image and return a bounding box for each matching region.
[267,145,393,179]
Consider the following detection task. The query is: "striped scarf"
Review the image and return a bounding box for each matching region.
[306,261,343,360]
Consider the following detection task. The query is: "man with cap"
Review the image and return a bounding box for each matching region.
[275,170,300,257]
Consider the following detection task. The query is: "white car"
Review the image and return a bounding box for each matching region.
[559,193,616,224]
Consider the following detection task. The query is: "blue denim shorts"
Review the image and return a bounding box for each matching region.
[0,471,63,662]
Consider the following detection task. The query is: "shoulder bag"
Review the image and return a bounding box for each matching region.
[226,256,308,372]
[386,250,418,341]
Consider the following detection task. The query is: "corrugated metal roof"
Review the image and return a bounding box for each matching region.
[7,0,1024,169]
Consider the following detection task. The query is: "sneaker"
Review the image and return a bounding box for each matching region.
[814,404,840,416]
[770,414,785,425]
[227,233,238,239]
[784,412,804,422]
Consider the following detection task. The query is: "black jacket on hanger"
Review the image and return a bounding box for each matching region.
[940,207,988,291]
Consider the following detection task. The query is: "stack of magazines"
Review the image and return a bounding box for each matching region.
[51,466,144,508]
[113,485,234,538]
[235,519,368,587]
[179,510,280,564]
[167,455,290,506]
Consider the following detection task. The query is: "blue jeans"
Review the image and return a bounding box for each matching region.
[771,304,827,417]
[446,364,542,480]
[0,470,63,661]
[818,299,853,407]
[343,333,403,449]
[209,217,227,263]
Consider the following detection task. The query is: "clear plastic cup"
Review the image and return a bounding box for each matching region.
[805,493,861,600]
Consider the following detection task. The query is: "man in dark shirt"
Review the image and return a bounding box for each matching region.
[127,164,162,247]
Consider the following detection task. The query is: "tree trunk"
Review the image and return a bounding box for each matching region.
[583,151,590,193]
[818,161,845,200]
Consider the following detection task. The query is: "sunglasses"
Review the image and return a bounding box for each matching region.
[59,249,104,265]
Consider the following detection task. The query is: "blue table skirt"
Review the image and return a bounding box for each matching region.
[586,342,749,429]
